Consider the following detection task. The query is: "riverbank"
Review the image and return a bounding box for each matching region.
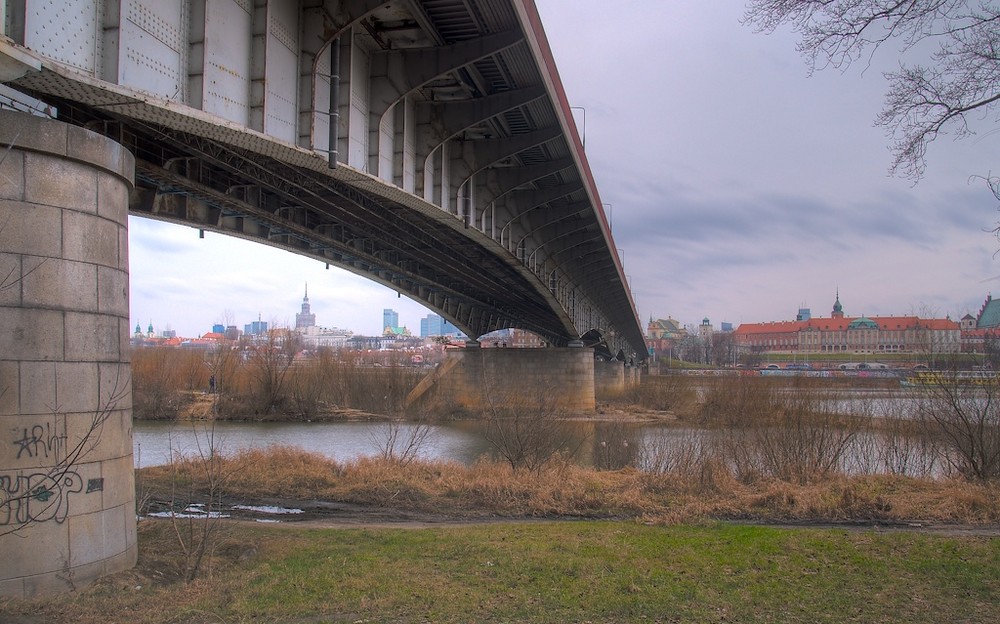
[154,388,684,423]
[137,446,1000,528]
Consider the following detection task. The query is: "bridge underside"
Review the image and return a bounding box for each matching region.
[2,0,647,359]
[24,82,574,345]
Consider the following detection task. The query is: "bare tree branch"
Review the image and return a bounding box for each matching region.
[745,0,1000,179]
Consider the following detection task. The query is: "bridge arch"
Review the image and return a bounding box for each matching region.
[3,0,645,361]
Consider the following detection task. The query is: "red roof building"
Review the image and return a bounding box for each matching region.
[734,295,961,356]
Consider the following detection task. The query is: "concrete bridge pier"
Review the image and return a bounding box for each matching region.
[595,359,626,399]
[0,110,137,596]
[594,359,642,401]
[410,345,597,412]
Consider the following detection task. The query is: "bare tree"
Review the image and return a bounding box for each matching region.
[243,327,302,415]
[288,348,332,418]
[132,347,182,419]
[744,0,1000,180]
[481,378,586,474]
[916,368,1000,480]
[160,424,232,583]
[369,418,434,467]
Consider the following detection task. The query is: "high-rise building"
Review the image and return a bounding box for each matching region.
[420,313,463,337]
[245,318,268,336]
[383,308,399,333]
[296,284,316,329]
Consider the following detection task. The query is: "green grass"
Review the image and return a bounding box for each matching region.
[8,520,996,624]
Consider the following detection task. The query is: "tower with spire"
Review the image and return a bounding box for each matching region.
[831,289,844,319]
[295,283,317,329]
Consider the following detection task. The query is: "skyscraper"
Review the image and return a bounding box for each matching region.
[383,308,399,333]
[420,313,463,338]
[296,283,316,329]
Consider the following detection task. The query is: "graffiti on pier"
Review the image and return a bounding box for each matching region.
[0,470,84,526]
[12,421,68,461]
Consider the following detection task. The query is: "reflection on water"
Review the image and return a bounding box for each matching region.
[133,420,498,468]
[133,389,945,476]
[134,419,693,468]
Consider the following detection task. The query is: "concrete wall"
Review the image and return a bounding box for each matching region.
[595,360,626,400]
[428,347,596,412]
[626,365,641,389]
[0,110,137,596]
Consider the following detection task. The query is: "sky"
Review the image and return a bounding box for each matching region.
[128,0,1000,339]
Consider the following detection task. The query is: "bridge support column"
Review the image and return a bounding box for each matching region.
[419,347,595,412]
[0,110,137,596]
[625,364,642,389]
[594,359,626,400]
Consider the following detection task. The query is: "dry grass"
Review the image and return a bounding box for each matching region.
[137,445,1000,527]
[133,372,1000,527]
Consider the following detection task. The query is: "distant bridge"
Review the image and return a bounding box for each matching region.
[1,0,645,360]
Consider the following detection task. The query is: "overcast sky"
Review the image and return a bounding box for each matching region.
[128,0,1000,338]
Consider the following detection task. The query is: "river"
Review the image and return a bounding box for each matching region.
[132,388,950,475]
[133,419,502,468]
[133,418,701,469]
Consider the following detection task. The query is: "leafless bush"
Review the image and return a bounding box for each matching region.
[328,355,422,415]
[623,373,699,415]
[132,347,184,419]
[242,328,301,415]
[701,377,864,484]
[915,372,1000,480]
[846,392,941,478]
[753,393,864,484]
[369,418,435,467]
[155,424,234,582]
[638,428,708,479]
[592,418,640,470]
[479,380,584,474]
[288,351,333,418]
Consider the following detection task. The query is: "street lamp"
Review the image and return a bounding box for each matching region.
[570,106,586,150]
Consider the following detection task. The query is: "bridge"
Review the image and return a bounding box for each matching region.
[1,0,644,358]
[0,0,646,596]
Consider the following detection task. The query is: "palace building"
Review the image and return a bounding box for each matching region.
[733,293,961,356]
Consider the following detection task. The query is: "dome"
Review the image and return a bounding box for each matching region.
[847,317,878,330]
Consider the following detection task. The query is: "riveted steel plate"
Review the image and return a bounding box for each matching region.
[23,0,99,73]
[119,0,186,99]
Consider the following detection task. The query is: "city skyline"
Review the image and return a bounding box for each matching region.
[132,274,982,341]
[134,271,448,339]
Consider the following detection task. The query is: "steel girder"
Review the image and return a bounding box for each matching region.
[1,0,647,358]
